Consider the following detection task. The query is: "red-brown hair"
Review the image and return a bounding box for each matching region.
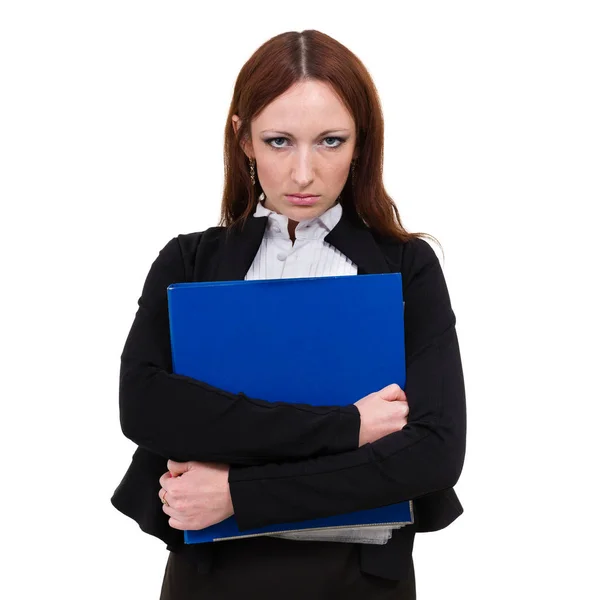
[220,29,437,247]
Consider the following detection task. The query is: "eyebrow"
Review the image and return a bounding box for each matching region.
[260,129,351,137]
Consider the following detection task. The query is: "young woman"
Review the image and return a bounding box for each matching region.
[112,29,467,599]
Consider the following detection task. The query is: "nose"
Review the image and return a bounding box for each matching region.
[291,149,314,187]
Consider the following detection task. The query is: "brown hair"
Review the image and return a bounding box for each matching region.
[219,29,439,250]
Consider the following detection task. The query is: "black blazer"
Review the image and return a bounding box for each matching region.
[111,207,467,581]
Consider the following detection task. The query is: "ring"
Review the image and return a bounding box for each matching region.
[161,490,170,507]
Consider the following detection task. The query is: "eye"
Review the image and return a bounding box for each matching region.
[322,136,345,149]
[265,137,289,149]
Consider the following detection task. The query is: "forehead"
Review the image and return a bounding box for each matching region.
[253,80,354,133]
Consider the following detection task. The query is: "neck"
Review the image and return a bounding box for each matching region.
[287,219,298,243]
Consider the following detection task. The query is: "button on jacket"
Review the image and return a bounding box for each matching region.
[111,204,467,582]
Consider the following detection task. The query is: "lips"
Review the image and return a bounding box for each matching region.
[286,194,319,206]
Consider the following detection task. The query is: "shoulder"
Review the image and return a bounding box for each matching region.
[402,236,440,276]
[174,226,225,255]
[153,226,225,257]
[147,226,225,280]
[168,226,230,281]
[373,233,441,282]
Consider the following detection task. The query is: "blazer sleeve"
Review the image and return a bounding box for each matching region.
[119,236,361,464]
[228,238,467,531]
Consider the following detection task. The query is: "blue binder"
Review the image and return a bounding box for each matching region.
[166,273,414,543]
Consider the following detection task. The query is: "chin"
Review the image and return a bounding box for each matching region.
[287,205,321,220]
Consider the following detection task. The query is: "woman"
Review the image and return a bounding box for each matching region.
[111,29,467,599]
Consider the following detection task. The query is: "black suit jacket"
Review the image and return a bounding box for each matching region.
[111,207,467,581]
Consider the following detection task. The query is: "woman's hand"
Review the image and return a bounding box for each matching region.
[158,459,234,530]
[353,383,410,446]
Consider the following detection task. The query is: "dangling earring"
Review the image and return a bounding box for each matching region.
[351,159,357,184]
[249,159,256,186]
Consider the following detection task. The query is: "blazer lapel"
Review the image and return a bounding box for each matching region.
[213,207,392,281]
[213,216,269,281]
[324,211,392,275]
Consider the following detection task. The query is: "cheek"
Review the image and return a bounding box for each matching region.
[324,160,352,183]
[255,155,282,186]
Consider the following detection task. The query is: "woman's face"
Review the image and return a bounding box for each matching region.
[233,79,358,224]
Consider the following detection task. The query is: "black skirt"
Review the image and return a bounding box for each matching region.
[159,535,416,600]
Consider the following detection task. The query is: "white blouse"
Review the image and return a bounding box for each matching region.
[244,198,357,280]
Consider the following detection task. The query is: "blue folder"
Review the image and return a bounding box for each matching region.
[166,273,414,543]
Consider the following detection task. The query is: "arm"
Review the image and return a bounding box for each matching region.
[119,236,360,464]
[228,238,467,531]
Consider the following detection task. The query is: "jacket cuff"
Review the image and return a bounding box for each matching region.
[332,404,361,453]
[228,476,278,531]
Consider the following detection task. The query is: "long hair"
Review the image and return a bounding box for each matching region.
[220,29,437,247]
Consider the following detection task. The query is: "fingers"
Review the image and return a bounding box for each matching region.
[158,487,167,504]
[158,485,171,506]
[159,489,184,524]
[158,475,178,509]
[379,383,406,401]
[160,498,185,530]
[167,517,185,531]
[167,459,188,477]
[162,502,185,530]
[159,471,173,487]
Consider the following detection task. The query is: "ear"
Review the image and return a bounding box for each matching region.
[232,115,255,159]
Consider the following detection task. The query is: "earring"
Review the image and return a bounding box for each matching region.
[249,159,256,186]
[351,159,357,184]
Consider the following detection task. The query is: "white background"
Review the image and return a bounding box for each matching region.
[1,1,598,598]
